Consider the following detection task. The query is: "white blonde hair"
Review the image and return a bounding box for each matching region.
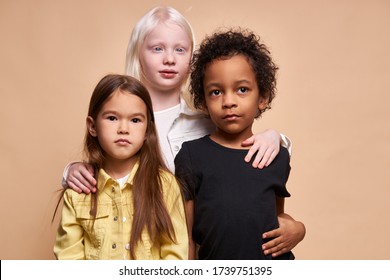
[125,6,195,84]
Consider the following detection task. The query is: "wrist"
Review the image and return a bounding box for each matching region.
[61,161,78,188]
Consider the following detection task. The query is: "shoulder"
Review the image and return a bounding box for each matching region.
[160,169,180,188]
[159,169,182,196]
[268,146,290,164]
[181,135,209,148]
[63,188,91,205]
[279,146,290,160]
[159,169,176,182]
[265,146,291,172]
[176,136,209,162]
[267,146,291,177]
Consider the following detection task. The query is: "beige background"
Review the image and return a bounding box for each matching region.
[1,0,389,260]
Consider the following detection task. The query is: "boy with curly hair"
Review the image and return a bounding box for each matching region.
[175,28,296,260]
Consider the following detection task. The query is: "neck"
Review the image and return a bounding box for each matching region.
[143,82,181,111]
[210,128,254,149]
[150,92,180,111]
[102,156,138,179]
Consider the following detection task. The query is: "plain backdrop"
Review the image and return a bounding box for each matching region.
[0,0,389,259]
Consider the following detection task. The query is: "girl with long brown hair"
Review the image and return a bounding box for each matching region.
[54,74,188,259]
[62,6,305,258]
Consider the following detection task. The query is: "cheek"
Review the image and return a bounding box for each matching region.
[96,129,110,143]
[135,126,148,141]
[140,57,153,74]
[182,58,190,68]
[143,59,153,68]
[205,105,221,122]
[95,123,115,142]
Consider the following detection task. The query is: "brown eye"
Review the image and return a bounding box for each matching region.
[238,87,248,94]
[210,90,222,96]
[131,118,141,123]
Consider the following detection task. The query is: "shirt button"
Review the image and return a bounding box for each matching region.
[123,217,127,222]
[112,243,116,249]
[125,244,130,250]
[174,145,179,152]
[113,216,118,221]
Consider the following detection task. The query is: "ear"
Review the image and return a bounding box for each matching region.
[86,116,97,137]
[258,97,269,111]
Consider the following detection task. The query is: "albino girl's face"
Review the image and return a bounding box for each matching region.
[139,21,192,95]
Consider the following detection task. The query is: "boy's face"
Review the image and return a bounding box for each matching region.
[139,21,192,94]
[87,91,148,170]
[203,54,268,140]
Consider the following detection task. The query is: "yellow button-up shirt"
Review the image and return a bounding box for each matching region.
[54,162,188,260]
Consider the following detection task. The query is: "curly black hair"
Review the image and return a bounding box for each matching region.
[189,28,278,117]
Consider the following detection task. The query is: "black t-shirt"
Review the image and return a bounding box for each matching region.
[174,136,294,260]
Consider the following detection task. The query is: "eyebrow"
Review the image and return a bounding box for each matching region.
[204,79,252,89]
[101,110,147,118]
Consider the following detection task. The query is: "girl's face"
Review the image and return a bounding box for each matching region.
[87,90,148,169]
[139,21,192,94]
[203,55,268,142]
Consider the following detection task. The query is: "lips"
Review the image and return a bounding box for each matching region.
[159,69,178,74]
[223,114,239,121]
[159,69,178,78]
[115,139,130,145]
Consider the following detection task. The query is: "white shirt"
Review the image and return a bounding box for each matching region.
[154,103,181,172]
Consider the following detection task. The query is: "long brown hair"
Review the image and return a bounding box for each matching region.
[79,74,176,259]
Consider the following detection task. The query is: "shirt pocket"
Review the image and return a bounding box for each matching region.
[75,204,110,251]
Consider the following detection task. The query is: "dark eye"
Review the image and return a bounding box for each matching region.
[238,87,248,94]
[131,118,141,123]
[107,116,117,121]
[210,90,222,96]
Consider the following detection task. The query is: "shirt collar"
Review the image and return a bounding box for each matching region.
[97,161,139,191]
[179,96,207,117]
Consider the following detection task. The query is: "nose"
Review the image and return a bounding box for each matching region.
[118,120,129,134]
[222,92,237,109]
[163,50,176,65]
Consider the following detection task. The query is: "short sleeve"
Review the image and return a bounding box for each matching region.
[273,147,292,198]
[174,142,197,201]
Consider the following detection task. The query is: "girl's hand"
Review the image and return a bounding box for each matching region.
[242,129,281,169]
[262,213,306,257]
[66,162,97,194]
